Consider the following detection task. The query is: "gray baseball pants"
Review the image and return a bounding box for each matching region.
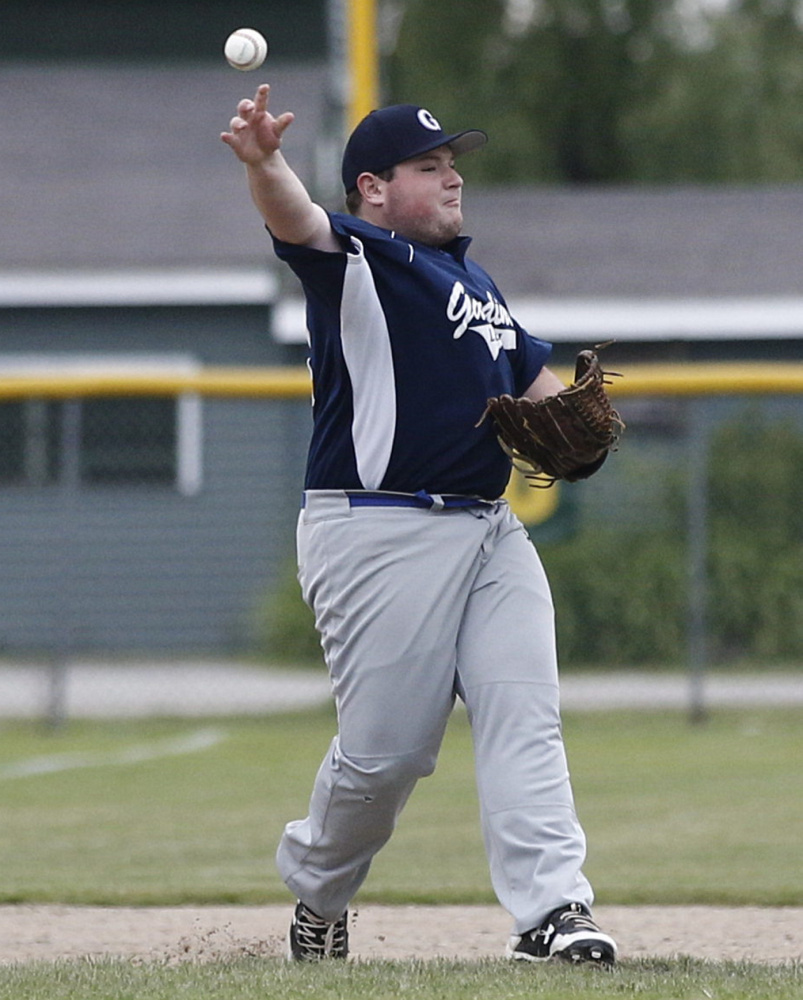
[276,490,594,934]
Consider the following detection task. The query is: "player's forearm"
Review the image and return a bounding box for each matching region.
[524,366,566,402]
[246,154,334,249]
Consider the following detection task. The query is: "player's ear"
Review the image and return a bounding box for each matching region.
[357,172,386,206]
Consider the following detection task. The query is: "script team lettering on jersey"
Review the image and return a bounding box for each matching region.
[446,280,517,359]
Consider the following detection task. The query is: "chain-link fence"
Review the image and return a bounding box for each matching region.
[0,369,311,723]
[1,363,802,723]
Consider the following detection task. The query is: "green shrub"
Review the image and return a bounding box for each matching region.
[545,411,803,667]
[256,558,322,666]
[543,528,687,666]
[707,412,803,662]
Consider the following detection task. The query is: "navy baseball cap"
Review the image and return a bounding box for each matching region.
[341,104,487,193]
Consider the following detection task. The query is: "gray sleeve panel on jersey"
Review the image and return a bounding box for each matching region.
[340,237,397,490]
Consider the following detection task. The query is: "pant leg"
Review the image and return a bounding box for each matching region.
[455,504,594,934]
[277,495,486,921]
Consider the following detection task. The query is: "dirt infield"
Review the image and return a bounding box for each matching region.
[1,905,801,965]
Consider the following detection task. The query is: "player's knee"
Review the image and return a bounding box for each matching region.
[396,744,438,780]
[343,745,438,795]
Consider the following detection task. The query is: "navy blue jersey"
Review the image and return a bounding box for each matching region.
[273,213,552,499]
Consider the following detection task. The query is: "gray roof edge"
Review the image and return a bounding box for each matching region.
[512,296,803,340]
[0,268,278,307]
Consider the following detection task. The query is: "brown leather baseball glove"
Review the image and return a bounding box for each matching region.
[480,346,624,487]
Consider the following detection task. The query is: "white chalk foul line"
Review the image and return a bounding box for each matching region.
[0,727,227,780]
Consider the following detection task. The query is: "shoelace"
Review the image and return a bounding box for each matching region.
[555,906,600,933]
[294,909,346,956]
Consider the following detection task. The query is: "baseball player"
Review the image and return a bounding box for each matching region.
[222,84,617,968]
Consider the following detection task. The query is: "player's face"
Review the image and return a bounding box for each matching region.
[378,146,464,246]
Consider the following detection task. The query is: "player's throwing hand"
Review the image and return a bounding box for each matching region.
[220,83,294,165]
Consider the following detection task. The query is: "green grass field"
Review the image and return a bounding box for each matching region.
[1,956,801,1000]
[1,704,801,998]
[2,706,801,906]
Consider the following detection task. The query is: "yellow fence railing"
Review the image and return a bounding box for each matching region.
[0,368,312,399]
[2,362,803,400]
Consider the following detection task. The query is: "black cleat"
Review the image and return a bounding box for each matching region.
[288,900,349,961]
[506,902,617,967]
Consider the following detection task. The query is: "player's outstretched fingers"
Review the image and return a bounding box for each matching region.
[237,97,257,120]
[254,83,270,110]
[274,111,295,137]
[220,114,252,148]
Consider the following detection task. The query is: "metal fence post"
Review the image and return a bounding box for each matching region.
[687,398,710,724]
[48,398,82,728]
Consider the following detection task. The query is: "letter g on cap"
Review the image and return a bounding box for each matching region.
[417,109,442,131]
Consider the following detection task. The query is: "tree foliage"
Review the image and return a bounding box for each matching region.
[386,0,803,183]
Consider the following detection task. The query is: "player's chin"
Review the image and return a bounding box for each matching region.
[436,208,463,241]
[406,210,462,247]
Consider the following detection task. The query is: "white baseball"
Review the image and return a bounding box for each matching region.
[224,28,269,71]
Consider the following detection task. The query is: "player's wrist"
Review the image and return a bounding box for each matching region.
[244,146,292,175]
